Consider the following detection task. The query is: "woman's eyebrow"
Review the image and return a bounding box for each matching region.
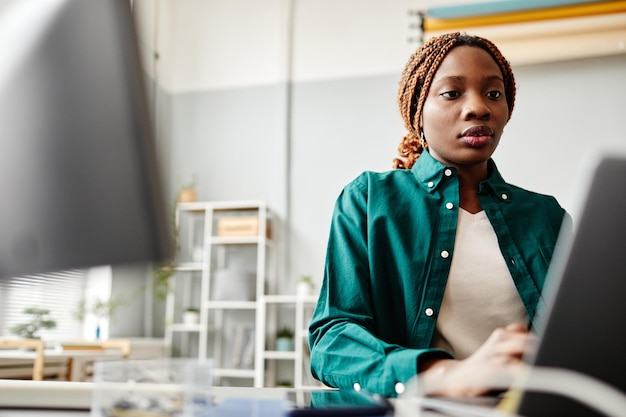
[435,74,504,82]
[484,74,505,83]
[433,74,504,84]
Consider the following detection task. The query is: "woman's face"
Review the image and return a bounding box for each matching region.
[421,45,509,170]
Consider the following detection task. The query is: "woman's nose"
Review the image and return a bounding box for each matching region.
[463,94,490,120]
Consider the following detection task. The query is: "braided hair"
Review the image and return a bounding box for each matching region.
[393,32,516,169]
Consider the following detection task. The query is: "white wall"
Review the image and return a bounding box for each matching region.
[134,0,291,92]
[496,56,626,219]
[133,0,626,300]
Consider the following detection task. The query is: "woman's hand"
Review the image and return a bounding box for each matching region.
[419,323,534,397]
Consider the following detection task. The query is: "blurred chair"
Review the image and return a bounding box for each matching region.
[61,339,132,382]
[0,338,167,382]
[0,338,46,380]
[101,339,132,359]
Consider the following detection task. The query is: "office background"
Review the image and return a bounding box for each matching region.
[116,0,626,337]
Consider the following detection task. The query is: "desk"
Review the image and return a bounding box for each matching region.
[0,380,92,412]
[0,348,125,381]
[0,339,136,382]
[0,381,452,417]
[0,381,289,416]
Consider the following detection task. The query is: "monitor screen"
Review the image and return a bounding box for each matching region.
[0,0,172,278]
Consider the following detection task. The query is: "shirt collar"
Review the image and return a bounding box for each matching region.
[410,150,512,201]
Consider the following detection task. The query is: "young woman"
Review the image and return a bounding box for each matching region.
[308,32,568,398]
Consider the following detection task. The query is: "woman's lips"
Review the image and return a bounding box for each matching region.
[459,126,493,147]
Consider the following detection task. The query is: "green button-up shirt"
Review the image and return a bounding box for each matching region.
[309,151,568,397]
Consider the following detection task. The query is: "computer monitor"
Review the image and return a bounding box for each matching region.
[0,0,172,278]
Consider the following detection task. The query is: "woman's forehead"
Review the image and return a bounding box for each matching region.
[433,45,503,81]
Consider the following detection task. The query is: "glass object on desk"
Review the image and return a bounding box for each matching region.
[91,358,213,417]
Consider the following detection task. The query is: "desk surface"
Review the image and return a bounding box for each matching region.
[0,380,463,417]
[0,381,288,412]
[0,411,88,417]
[0,348,125,382]
[0,349,122,360]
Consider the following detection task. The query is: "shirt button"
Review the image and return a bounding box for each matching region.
[353,382,361,391]
[446,202,454,210]
[501,193,508,200]
[427,181,434,188]
[395,382,406,395]
[510,258,516,265]
[441,250,449,259]
[425,308,434,316]
[444,169,452,177]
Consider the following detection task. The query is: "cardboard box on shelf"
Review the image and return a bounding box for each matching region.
[216,216,270,238]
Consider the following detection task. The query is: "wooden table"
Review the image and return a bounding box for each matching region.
[0,339,130,381]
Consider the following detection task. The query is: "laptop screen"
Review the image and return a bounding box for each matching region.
[517,155,626,417]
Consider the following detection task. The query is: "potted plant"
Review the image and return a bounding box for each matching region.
[296,275,315,296]
[153,263,176,301]
[9,307,57,339]
[74,297,124,339]
[276,326,294,351]
[153,203,180,301]
[177,174,198,203]
[182,307,200,325]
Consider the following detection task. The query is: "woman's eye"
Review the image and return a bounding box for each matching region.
[487,91,502,99]
[440,91,460,99]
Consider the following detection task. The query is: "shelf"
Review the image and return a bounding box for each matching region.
[300,384,325,390]
[177,200,269,212]
[264,351,297,360]
[205,301,258,310]
[168,323,203,332]
[210,236,271,245]
[213,368,255,379]
[168,323,216,333]
[164,200,276,389]
[260,293,318,389]
[262,295,318,304]
[174,263,203,272]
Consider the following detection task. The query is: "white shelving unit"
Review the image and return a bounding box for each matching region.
[258,294,319,388]
[164,200,276,387]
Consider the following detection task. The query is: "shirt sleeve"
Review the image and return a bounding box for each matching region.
[308,176,452,397]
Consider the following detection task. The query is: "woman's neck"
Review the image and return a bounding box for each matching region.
[457,165,489,214]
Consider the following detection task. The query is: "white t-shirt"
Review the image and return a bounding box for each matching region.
[430,209,529,359]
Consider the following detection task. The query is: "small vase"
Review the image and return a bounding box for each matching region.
[296,281,313,297]
[276,337,294,352]
[182,311,200,325]
[178,187,197,203]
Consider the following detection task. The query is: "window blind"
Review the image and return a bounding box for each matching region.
[0,270,87,340]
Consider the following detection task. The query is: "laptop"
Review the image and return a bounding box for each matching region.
[513,154,626,416]
[415,154,626,417]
